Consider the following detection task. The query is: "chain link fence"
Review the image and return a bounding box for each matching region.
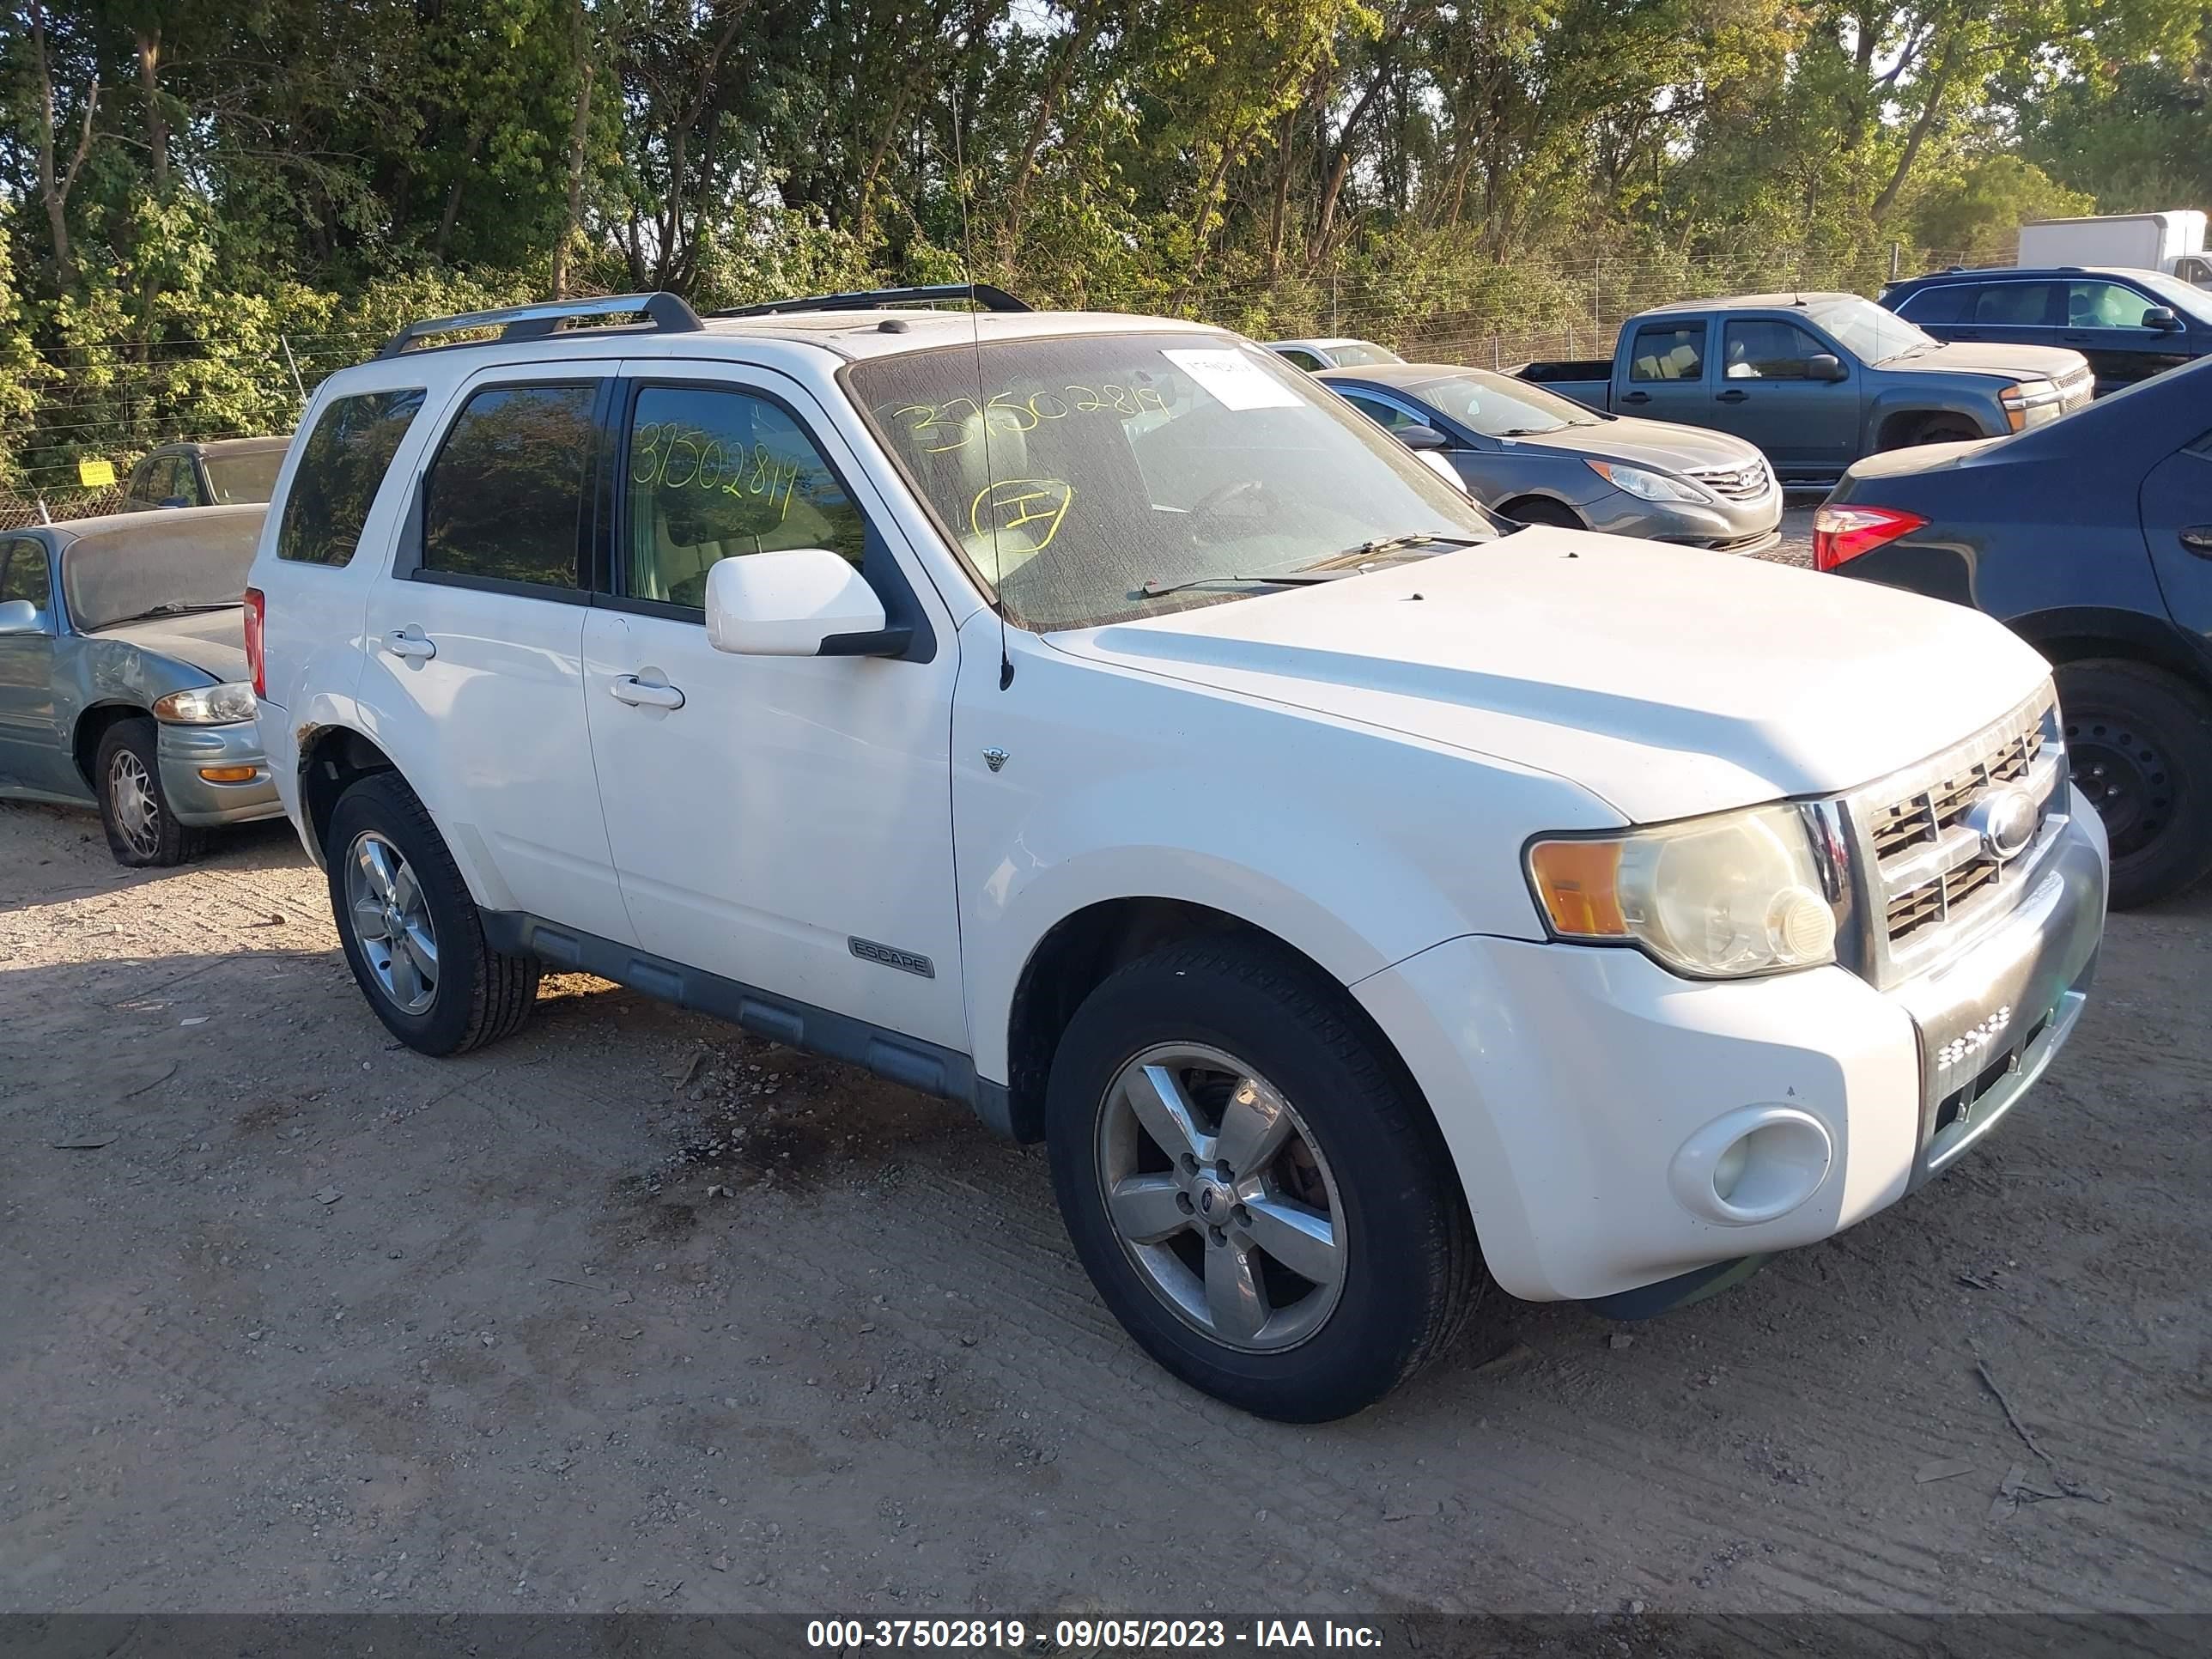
[0,242,2000,527]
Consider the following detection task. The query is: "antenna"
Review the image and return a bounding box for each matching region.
[948,66,1014,690]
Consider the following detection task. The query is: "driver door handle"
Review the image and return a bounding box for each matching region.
[2180,526,2212,556]
[385,629,436,661]
[1620,391,1650,404]
[1716,389,1748,404]
[610,674,684,710]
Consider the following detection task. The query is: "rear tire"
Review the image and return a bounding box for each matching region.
[2057,659,2212,909]
[325,770,540,1054]
[1044,936,1482,1421]
[1498,495,1583,530]
[95,717,204,868]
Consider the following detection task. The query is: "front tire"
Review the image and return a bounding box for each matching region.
[2057,659,2212,908]
[1044,937,1481,1421]
[325,771,540,1054]
[95,718,204,867]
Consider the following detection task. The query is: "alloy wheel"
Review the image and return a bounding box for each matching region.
[343,830,440,1016]
[1094,1042,1346,1352]
[107,749,162,860]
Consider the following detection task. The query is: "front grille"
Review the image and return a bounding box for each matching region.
[2056,365,2095,410]
[1846,688,2064,975]
[1688,459,1771,501]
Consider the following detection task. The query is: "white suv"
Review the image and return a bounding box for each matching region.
[246,289,2107,1421]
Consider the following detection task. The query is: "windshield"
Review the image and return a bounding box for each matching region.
[1805,295,1934,362]
[203,447,286,504]
[64,513,259,631]
[1328,341,1403,367]
[2131,270,2212,321]
[1408,368,1600,436]
[850,333,1499,629]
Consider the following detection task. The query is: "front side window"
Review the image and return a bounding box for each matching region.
[623,386,866,608]
[2067,282,2157,329]
[422,384,597,589]
[1340,392,1421,431]
[171,458,207,507]
[0,538,52,615]
[127,453,173,505]
[1629,325,1705,382]
[277,389,427,566]
[1275,349,1326,372]
[1723,319,1830,380]
[851,333,1498,630]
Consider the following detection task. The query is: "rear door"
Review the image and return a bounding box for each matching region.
[1945,281,2059,349]
[358,362,635,944]
[2140,426,2212,639]
[1616,320,1709,426]
[1707,317,1857,476]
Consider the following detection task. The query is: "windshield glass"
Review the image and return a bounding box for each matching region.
[1408,368,1600,436]
[1328,341,1403,367]
[1806,295,1934,362]
[204,447,286,504]
[64,512,260,631]
[2132,270,2212,321]
[850,333,1499,629]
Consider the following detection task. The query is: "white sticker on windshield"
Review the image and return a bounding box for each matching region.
[1162,348,1302,411]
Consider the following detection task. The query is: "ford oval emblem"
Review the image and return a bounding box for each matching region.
[1966,787,2039,863]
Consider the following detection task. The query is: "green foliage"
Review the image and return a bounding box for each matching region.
[0,0,2198,502]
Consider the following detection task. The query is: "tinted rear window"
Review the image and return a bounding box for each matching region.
[277,390,427,566]
[422,385,597,590]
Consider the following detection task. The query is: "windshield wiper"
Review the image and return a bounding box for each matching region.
[1139,571,1347,599]
[99,602,233,628]
[1322,531,1489,563]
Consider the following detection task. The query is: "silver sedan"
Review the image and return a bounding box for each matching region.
[0,505,282,866]
[1319,363,1784,551]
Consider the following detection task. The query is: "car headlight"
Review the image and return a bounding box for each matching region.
[152,683,258,725]
[1999,380,2059,431]
[1526,802,1838,978]
[1585,459,1711,505]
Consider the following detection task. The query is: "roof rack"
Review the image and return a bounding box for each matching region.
[376,292,703,360]
[713,283,1031,319]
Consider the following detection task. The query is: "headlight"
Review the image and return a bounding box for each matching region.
[1585,459,1711,505]
[1999,380,2059,431]
[1526,802,1838,978]
[152,683,258,725]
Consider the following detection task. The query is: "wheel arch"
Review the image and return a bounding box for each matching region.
[1869,396,1996,452]
[2011,605,2212,702]
[71,701,153,791]
[1495,491,1586,527]
[296,722,400,867]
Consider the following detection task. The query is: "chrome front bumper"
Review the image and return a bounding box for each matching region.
[156,719,283,827]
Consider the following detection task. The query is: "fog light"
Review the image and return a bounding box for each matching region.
[1669,1106,1834,1224]
[1712,1136,1751,1201]
[198,766,258,782]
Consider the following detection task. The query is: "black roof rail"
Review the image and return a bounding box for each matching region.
[713,283,1031,319]
[376,291,703,360]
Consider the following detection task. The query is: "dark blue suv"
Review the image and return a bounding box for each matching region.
[1880,266,2211,397]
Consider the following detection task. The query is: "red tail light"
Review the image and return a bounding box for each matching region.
[243,586,266,697]
[1813,504,1928,572]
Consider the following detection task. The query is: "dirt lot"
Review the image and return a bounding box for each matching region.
[4,656,2209,1618]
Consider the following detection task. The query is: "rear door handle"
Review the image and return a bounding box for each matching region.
[1620,391,1650,404]
[2180,526,2212,556]
[385,629,436,661]
[1716,389,1748,404]
[610,674,684,710]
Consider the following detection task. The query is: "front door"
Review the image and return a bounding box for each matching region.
[2057,279,2198,395]
[580,362,968,1052]
[1708,317,1859,477]
[357,363,634,943]
[0,537,73,799]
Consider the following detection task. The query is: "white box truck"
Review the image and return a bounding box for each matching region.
[2019,211,2211,285]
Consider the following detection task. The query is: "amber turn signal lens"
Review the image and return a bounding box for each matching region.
[198,766,258,783]
[1527,838,1628,938]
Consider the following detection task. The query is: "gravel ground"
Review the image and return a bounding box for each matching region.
[4,587,2209,1619]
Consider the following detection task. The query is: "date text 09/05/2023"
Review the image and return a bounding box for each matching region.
[805,1619,1387,1650]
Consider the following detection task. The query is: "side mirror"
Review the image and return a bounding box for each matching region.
[1395,422,1452,452]
[704,548,903,658]
[1807,354,1848,382]
[2142,306,2182,331]
[0,599,41,635]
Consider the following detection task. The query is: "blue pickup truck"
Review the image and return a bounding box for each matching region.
[1516,291,2094,487]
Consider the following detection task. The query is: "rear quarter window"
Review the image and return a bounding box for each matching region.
[277,389,428,566]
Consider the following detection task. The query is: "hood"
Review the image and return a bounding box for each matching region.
[1049,528,2053,823]
[1881,340,2087,383]
[1498,415,1765,477]
[91,608,248,683]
